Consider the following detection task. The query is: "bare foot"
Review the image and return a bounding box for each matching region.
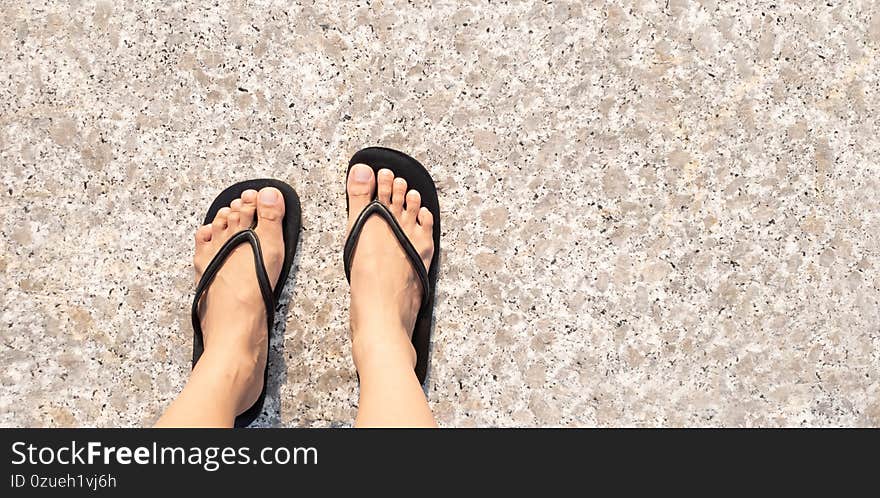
[192,187,286,416]
[345,164,435,371]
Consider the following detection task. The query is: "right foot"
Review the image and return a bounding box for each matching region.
[346,164,435,370]
[192,187,286,415]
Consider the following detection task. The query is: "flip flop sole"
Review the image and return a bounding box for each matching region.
[194,179,301,427]
[346,147,440,384]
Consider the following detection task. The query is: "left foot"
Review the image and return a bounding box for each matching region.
[191,187,286,416]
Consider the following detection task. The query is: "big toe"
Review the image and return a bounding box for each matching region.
[254,187,286,285]
[256,187,285,223]
[347,164,376,226]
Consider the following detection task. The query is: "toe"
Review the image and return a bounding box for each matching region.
[240,190,257,229]
[242,189,258,205]
[256,187,285,223]
[230,198,243,212]
[416,207,435,270]
[212,207,230,236]
[404,189,421,221]
[196,224,213,243]
[228,209,241,230]
[254,187,286,287]
[417,206,433,229]
[347,164,376,223]
[377,168,393,206]
[194,225,213,279]
[391,177,407,216]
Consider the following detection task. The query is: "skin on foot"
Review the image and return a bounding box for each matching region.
[346,164,435,371]
[192,187,286,415]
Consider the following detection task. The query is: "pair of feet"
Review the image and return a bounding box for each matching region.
[192,165,435,416]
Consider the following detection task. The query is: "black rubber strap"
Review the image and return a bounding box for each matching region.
[343,200,430,305]
[191,229,275,355]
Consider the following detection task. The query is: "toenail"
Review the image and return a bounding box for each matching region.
[353,165,372,182]
[259,188,279,205]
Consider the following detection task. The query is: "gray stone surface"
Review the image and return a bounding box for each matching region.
[2,0,879,427]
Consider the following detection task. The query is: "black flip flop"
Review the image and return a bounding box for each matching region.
[344,147,440,384]
[191,179,301,427]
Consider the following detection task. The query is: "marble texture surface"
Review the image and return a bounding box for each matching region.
[1,0,879,427]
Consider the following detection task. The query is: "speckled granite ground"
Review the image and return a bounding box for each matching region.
[2,1,879,427]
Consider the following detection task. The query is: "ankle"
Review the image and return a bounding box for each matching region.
[201,301,267,335]
[351,328,417,373]
[350,307,414,337]
[184,354,241,415]
[193,348,264,412]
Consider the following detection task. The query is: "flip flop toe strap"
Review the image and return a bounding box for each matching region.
[343,200,431,305]
[191,228,275,359]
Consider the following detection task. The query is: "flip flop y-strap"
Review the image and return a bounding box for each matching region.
[343,199,430,306]
[191,228,275,357]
